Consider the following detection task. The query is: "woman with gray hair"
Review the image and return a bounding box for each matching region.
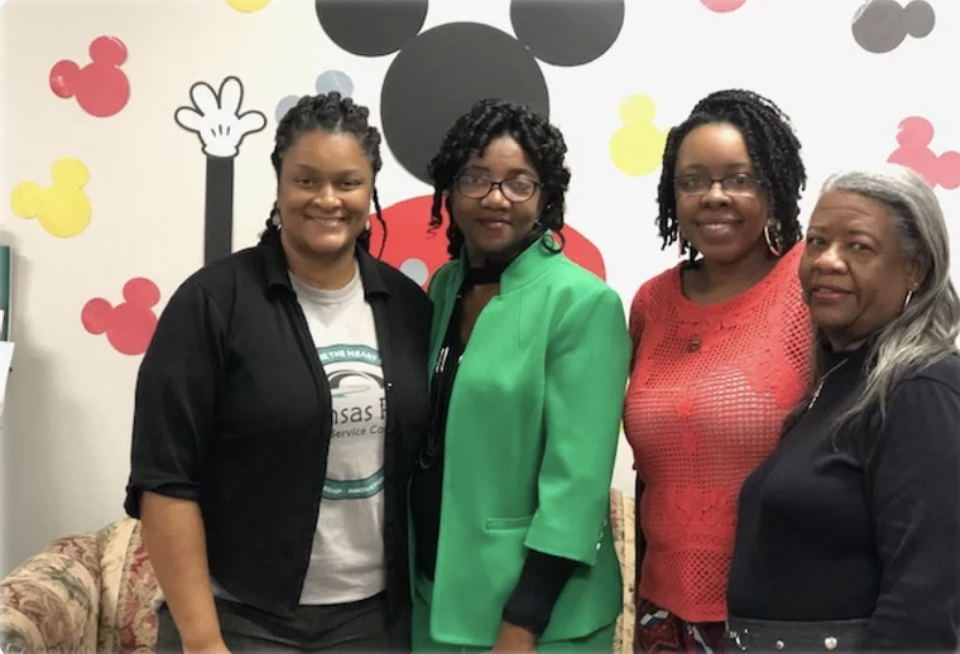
[725,163,960,652]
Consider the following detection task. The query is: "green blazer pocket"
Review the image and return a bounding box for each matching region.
[485,515,534,531]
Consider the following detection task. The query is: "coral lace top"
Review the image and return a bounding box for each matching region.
[623,244,812,623]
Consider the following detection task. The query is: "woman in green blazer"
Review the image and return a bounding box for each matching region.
[408,99,631,653]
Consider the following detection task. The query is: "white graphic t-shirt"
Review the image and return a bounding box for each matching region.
[291,267,386,605]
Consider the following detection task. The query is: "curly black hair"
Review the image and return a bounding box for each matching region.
[656,89,807,261]
[259,91,386,255]
[426,98,571,259]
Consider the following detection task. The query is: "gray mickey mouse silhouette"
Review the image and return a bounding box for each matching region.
[853,0,935,54]
[275,70,354,124]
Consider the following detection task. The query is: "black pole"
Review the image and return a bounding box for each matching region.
[204,156,235,265]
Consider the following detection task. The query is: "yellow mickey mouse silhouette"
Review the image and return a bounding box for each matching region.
[11,158,92,238]
[225,0,271,12]
[610,94,668,177]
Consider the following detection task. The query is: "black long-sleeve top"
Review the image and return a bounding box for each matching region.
[728,341,960,651]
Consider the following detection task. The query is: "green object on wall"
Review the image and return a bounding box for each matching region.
[0,245,10,340]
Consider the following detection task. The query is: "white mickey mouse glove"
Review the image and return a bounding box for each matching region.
[175,76,267,158]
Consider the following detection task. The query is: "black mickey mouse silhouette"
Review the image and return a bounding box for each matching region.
[315,0,625,183]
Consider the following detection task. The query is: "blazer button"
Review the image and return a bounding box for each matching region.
[775,640,784,650]
[824,637,838,650]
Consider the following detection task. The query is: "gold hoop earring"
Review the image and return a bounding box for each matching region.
[764,222,782,257]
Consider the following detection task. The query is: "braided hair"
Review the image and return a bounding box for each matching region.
[427,98,571,259]
[260,91,387,255]
[656,89,807,261]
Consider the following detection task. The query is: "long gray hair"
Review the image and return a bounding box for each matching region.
[815,164,960,432]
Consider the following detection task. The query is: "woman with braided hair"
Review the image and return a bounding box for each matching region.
[408,98,631,653]
[623,89,814,653]
[126,92,432,652]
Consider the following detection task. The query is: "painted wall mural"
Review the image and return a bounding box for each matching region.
[5,0,957,361]
[174,76,267,265]
[10,158,92,238]
[49,36,130,118]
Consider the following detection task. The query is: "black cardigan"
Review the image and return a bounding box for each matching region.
[728,342,960,651]
[126,238,433,620]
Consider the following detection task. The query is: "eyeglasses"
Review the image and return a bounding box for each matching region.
[456,173,540,202]
[674,173,761,196]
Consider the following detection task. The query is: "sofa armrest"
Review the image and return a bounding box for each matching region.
[0,532,102,654]
[97,518,160,654]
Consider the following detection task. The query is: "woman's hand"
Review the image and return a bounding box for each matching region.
[490,622,537,653]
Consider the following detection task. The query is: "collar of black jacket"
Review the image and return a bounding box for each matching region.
[260,230,389,298]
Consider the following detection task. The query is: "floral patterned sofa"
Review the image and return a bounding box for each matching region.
[0,490,635,654]
[0,518,158,654]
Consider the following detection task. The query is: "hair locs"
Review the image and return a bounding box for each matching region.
[259,91,387,255]
[426,98,571,259]
[656,89,807,262]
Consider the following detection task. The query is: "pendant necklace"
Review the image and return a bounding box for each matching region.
[684,259,774,354]
[807,358,850,410]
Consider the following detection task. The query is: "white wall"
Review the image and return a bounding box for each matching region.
[1,0,958,574]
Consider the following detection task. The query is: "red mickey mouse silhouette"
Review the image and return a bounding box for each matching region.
[50,36,130,118]
[81,278,161,355]
[887,117,960,190]
[368,195,606,289]
[701,0,748,12]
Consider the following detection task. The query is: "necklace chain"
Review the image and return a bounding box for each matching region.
[807,358,850,410]
[685,260,776,353]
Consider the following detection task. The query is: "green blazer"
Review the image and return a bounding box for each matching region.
[415,239,631,647]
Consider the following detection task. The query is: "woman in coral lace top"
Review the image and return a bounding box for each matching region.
[623,89,813,653]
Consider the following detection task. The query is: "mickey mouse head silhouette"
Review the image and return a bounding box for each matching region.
[316,0,623,287]
[11,158,92,238]
[81,278,161,356]
[610,94,668,177]
[852,0,935,54]
[315,0,625,184]
[49,36,130,118]
[700,0,755,12]
[888,117,960,190]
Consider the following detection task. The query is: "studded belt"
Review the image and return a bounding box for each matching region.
[726,615,869,652]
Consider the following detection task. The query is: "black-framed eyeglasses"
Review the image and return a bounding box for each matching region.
[674,173,761,196]
[456,173,540,202]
